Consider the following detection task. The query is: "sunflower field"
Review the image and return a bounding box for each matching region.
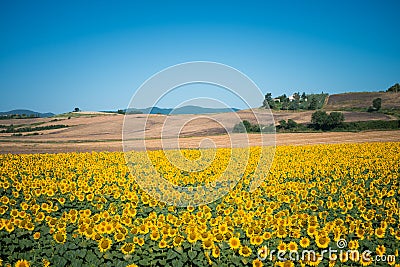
[0,142,399,267]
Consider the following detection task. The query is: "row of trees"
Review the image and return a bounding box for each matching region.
[0,114,39,119]
[262,93,327,111]
[234,110,345,133]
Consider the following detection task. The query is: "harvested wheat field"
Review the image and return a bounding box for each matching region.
[0,111,399,154]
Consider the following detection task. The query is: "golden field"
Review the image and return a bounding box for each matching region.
[0,142,399,266]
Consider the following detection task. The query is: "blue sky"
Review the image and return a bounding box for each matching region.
[0,0,399,113]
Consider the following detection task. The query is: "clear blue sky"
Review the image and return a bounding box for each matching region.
[1,0,399,113]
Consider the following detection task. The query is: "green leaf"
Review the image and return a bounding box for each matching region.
[85,251,99,264]
[77,249,87,258]
[167,250,179,260]
[188,250,197,260]
[69,242,78,250]
[171,259,184,267]
[53,255,68,266]
[158,258,167,265]
[70,258,83,267]
[138,259,151,266]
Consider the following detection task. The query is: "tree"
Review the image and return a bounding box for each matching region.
[311,111,329,129]
[387,83,400,92]
[301,92,307,101]
[287,119,298,129]
[308,97,318,110]
[326,112,344,128]
[278,120,287,129]
[262,93,275,109]
[288,100,299,110]
[368,98,382,112]
[311,111,344,130]
[372,98,382,110]
[278,119,298,130]
[278,94,288,103]
[74,107,80,112]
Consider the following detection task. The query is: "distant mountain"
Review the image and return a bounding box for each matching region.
[0,109,54,118]
[126,105,239,115]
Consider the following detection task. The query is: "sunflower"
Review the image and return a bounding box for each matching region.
[376,245,386,256]
[287,241,298,252]
[277,241,286,251]
[98,238,112,252]
[158,239,168,249]
[395,230,400,241]
[348,240,359,250]
[9,209,18,218]
[239,246,252,257]
[282,261,294,267]
[173,236,183,247]
[53,232,66,244]
[229,237,240,250]
[15,259,30,267]
[202,238,214,250]
[214,233,224,242]
[5,223,14,233]
[375,227,385,238]
[307,253,322,266]
[338,251,348,262]
[105,223,113,234]
[137,238,144,246]
[200,231,209,241]
[121,242,135,255]
[276,227,287,238]
[150,230,160,241]
[315,235,330,249]
[33,232,40,240]
[263,232,272,240]
[187,231,198,243]
[212,246,220,258]
[42,258,50,267]
[252,259,263,267]
[218,224,228,234]
[114,232,125,242]
[307,226,317,237]
[250,235,263,246]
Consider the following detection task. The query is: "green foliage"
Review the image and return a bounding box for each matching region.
[0,124,68,133]
[278,119,298,130]
[311,111,344,130]
[265,93,328,111]
[336,120,400,131]
[308,97,318,110]
[232,120,273,133]
[387,83,400,92]
[0,114,40,120]
[368,98,382,112]
[262,93,275,109]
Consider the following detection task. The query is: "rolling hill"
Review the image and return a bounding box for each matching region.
[325,91,400,110]
[127,105,240,115]
[0,109,54,118]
